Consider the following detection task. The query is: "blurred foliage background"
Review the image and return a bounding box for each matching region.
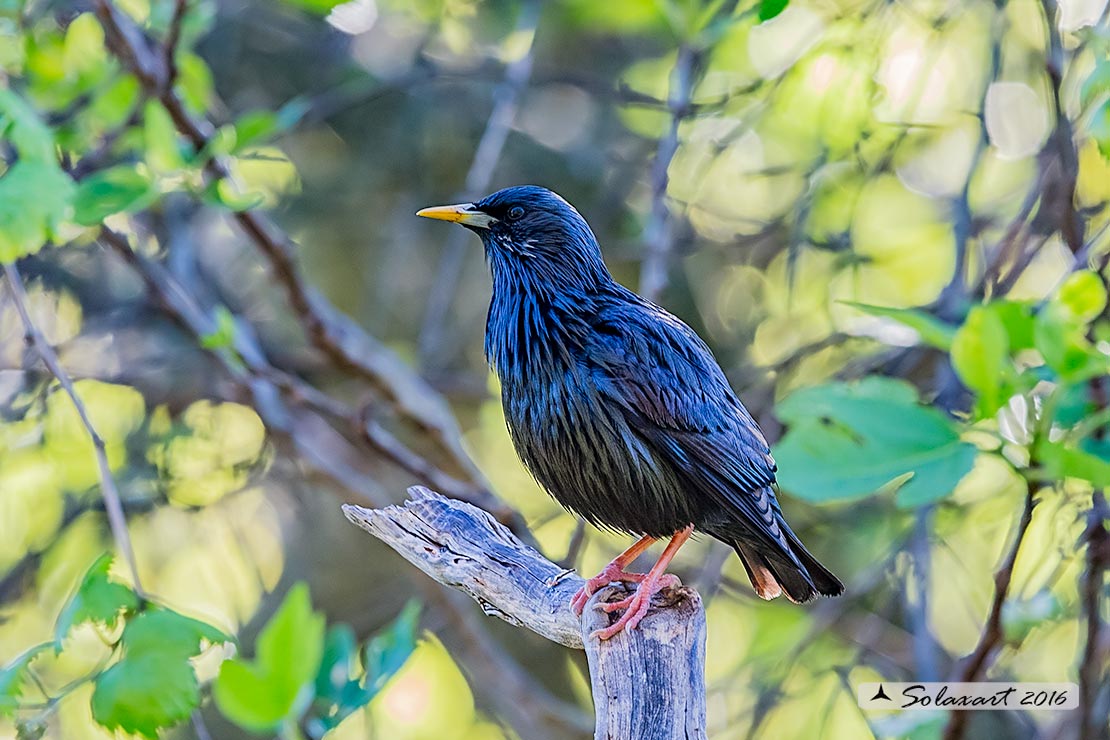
[1,0,1109,738]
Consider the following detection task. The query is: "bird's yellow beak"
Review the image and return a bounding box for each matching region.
[416,203,496,229]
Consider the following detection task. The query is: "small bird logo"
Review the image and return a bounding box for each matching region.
[419,186,844,639]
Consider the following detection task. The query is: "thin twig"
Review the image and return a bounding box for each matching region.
[191,711,214,740]
[638,44,703,302]
[986,0,1083,296]
[557,518,587,570]
[1079,490,1109,740]
[908,506,939,682]
[163,0,188,89]
[936,3,1005,316]
[1041,0,1083,254]
[3,262,145,597]
[981,179,1042,298]
[1080,375,1110,740]
[942,479,1038,740]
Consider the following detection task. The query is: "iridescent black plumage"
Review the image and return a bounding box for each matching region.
[424,185,843,603]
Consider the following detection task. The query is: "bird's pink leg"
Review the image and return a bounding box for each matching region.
[570,534,656,616]
[593,525,693,640]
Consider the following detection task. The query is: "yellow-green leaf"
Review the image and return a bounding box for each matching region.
[1057,270,1107,322]
[951,304,1014,418]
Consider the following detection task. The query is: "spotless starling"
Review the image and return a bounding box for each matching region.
[418,186,843,639]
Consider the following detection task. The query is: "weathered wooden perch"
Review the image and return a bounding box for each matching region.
[342,486,707,740]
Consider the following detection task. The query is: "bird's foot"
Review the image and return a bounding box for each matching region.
[570,563,648,616]
[592,573,681,640]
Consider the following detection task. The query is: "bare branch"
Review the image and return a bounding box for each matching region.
[983,0,1084,297]
[344,486,585,648]
[1079,490,1110,740]
[907,506,939,682]
[942,479,1038,740]
[1080,375,1110,740]
[638,44,703,302]
[1041,0,1083,254]
[163,0,188,89]
[93,0,166,92]
[2,262,145,597]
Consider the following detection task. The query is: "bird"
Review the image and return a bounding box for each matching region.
[417,185,843,639]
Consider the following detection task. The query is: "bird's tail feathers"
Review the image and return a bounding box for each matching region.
[732,524,844,604]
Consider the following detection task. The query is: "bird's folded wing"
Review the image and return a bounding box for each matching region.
[585,303,796,557]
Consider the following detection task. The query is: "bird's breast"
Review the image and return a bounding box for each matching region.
[498,360,698,537]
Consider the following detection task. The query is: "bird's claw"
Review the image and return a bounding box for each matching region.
[591,574,682,638]
[599,595,635,613]
[570,563,648,616]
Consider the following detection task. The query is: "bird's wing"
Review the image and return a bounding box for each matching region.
[585,298,795,556]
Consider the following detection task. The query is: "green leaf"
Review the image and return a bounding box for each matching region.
[307,603,419,738]
[841,301,956,349]
[313,624,357,701]
[144,100,186,172]
[1081,58,1110,108]
[233,111,278,151]
[278,0,348,14]
[55,554,139,645]
[0,89,56,162]
[62,13,107,83]
[192,124,238,166]
[91,653,199,738]
[306,626,362,739]
[773,377,977,506]
[222,100,307,156]
[0,91,73,259]
[0,644,50,717]
[121,607,229,659]
[1034,305,1108,382]
[365,600,419,692]
[1036,438,1110,487]
[0,160,74,262]
[88,74,141,130]
[989,300,1035,351]
[72,166,157,226]
[1091,100,1110,159]
[177,52,214,114]
[213,583,325,733]
[88,605,224,738]
[1057,270,1107,322]
[951,304,1014,418]
[1001,591,1062,644]
[225,98,309,154]
[207,178,265,212]
[201,306,237,349]
[758,0,789,22]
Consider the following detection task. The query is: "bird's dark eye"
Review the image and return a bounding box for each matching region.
[508,206,525,221]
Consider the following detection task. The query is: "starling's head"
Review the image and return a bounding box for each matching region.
[417,185,610,291]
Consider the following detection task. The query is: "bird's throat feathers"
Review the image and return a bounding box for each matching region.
[482,235,608,379]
